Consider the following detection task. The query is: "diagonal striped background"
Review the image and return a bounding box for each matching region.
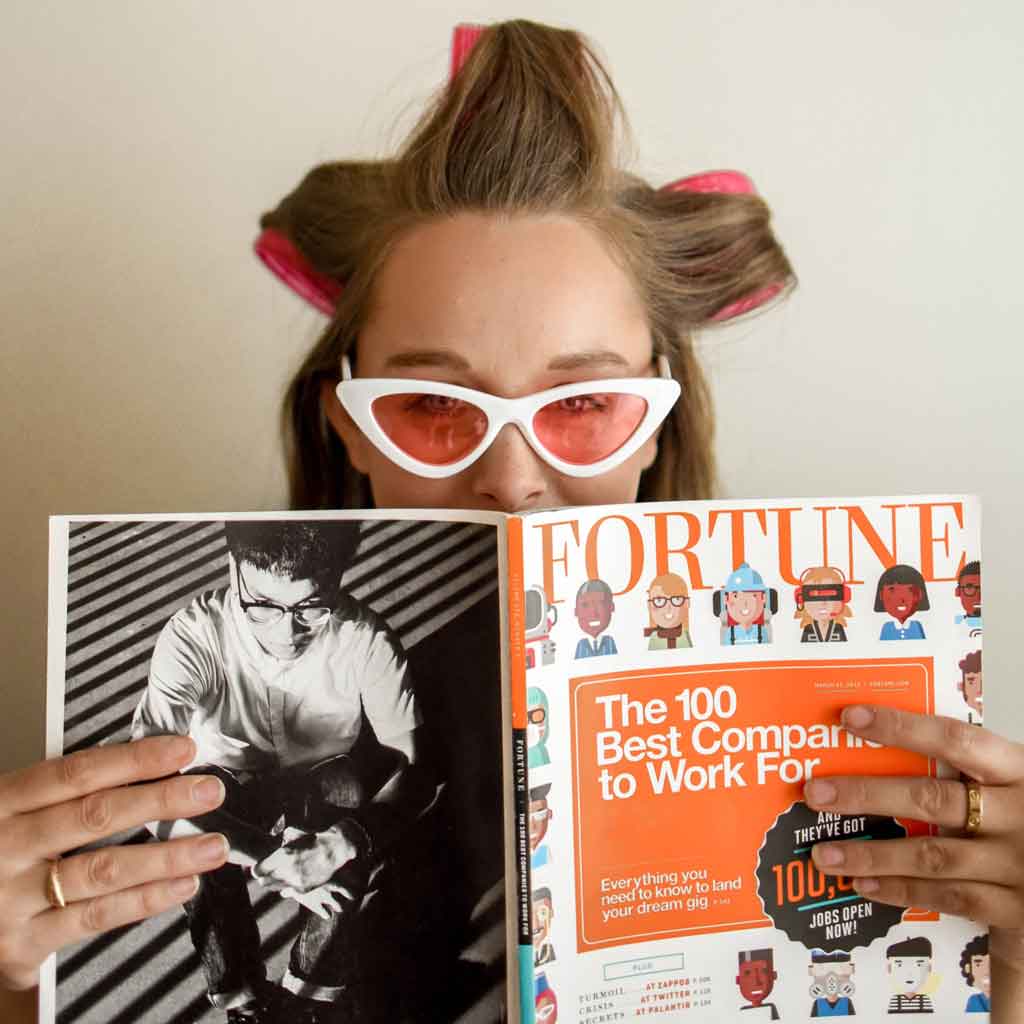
[55,517,506,1023]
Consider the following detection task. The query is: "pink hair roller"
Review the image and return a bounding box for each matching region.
[661,171,783,320]
[255,31,783,323]
[253,227,342,316]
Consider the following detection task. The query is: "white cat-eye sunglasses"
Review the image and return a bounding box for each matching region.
[336,355,680,479]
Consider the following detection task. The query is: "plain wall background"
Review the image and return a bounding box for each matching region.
[3,0,1022,779]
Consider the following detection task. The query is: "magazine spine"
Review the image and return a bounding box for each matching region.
[506,516,534,1024]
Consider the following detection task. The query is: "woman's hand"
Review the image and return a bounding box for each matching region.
[0,736,228,991]
[804,705,1024,1014]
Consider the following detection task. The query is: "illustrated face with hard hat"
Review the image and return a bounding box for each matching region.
[723,564,769,629]
[726,589,766,628]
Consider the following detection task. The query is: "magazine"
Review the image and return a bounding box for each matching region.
[44,496,987,1022]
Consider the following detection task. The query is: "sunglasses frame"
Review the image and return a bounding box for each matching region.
[335,355,680,479]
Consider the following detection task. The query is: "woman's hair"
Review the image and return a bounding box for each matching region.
[264,20,794,509]
[794,566,853,628]
[873,564,931,612]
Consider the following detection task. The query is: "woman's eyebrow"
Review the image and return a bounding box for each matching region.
[382,350,472,371]
[547,350,632,372]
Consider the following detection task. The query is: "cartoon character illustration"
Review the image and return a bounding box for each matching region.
[954,559,982,636]
[529,782,553,869]
[714,563,778,646]
[535,973,559,1022]
[886,936,938,1013]
[524,583,558,668]
[808,949,856,1016]
[644,572,693,649]
[527,687,550,768]
[532,887,556,966]
[736,948,780,1019]
[573,579,618,658]
[958,650,983,724]
[874,565,930,640]
[959,934,991,1013]
[794,566,852,643]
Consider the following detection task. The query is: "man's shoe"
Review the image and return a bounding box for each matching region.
[224,982,290,1022]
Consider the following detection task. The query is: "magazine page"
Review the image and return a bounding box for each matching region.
[44,509,513,1024]
[516,495,986,1022]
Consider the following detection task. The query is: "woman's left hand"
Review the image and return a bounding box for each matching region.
[804,704,1024,996]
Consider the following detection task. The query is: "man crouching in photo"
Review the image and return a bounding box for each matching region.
[131,519,433,1023]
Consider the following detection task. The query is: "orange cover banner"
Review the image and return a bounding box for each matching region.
[569,657,935,953]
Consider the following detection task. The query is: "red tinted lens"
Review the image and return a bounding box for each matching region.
[533,393,647,464]
[371,393,488,465]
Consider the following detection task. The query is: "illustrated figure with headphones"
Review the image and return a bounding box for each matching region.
[713,563,778,646]
[794,566,853,643]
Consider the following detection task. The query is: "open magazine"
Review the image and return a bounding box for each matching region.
[44,496,987,1022]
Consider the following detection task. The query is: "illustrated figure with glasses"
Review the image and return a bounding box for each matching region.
[954,559,982,636]
[643,572,693,649]
[131,520,431,1023]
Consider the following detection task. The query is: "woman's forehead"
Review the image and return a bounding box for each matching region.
[358,212,652,390]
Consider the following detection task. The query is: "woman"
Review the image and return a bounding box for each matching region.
[2,19,1022,1020]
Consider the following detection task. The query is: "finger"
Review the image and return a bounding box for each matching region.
[0,736,196,819]
[811,835,1013,886]
[839,705,1024,784]
[848,876,1024,929]
[16,834,229,917]
[28,875,201,962]
[803,774,1016,834]
[11,774,226,862]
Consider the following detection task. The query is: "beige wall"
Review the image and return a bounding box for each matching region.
[3,0,1022,790]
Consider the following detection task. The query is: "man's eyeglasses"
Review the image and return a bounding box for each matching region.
[527,707,547,725]
[234,562,332,627]
[648,595,688,608]
[957,582,980,596]
[336,355,680,480]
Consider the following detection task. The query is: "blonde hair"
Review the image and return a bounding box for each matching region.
[264,20,794,509]
[646,572,690,629]
[795,566,853,628]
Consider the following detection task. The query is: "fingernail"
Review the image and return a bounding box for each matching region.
[196,833,229,865]
[853,877,879,894]
[805,779,838,806]
[814,843,845,867]
[843,705,874,730]
[170,875,199,899]
[191,777,225,805]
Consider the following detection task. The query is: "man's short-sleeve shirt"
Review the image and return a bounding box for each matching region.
[132,587,420,773]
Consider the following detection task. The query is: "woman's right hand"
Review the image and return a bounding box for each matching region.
[0,735,228,991]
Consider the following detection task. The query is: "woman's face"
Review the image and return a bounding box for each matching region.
[810,598,842,624]
[322,213,659,512]
[881,582,921,623]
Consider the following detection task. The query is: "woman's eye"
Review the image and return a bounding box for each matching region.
[557,394,607,413]
[407,394,466,415]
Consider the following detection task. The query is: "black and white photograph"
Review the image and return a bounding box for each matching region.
[49,514,507,1024]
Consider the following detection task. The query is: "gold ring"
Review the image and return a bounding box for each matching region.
[45,858,67,910]
[964,779,984,836]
